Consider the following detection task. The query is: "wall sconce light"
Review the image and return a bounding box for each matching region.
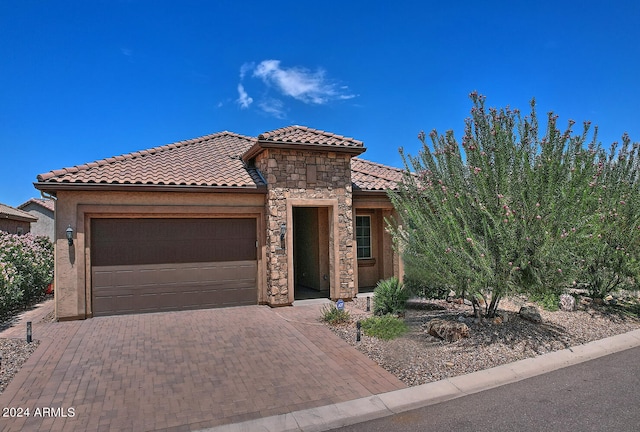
[66,225,74,246]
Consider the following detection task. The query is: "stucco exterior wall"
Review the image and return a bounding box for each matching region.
[353,195,403,290]
[21,204,55,240]
[0,218,31,235]
[53,189,266,320]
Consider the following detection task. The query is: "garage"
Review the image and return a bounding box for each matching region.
[90,218,257,316]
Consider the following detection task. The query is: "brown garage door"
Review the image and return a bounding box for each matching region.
[91,218,257,316]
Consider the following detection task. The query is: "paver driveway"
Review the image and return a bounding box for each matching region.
[0,300,405,431]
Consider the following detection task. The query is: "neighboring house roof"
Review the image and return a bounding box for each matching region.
[35,126,402,193]
[19,198,55,213]
[0,202,38,222]
[351,158,405,191]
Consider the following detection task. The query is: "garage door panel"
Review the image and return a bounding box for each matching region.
[91,218,258,316]
[92,260,257,316]
[92,218,256,267]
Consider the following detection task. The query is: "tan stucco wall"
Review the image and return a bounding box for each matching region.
[353,194,403,291]
[53,189,266,320]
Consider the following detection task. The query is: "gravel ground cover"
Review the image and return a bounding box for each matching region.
[0,339,40,394]
[327,295,640,386]
[0,296,52,395]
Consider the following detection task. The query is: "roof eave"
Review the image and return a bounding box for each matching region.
[352,188,397,196]
[0,214,38,222]
[34,182,267,194]
[242,140,366,162]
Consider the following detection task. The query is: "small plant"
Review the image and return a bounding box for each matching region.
[360,315,408,340]
[373,277,410,316]
[320,303,351,324]
[529,291,560,311]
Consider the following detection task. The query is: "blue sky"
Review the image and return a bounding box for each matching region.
[1,0,639,207]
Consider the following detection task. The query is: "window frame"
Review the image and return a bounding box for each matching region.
[355,215,372,259]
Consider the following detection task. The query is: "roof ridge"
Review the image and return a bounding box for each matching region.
[18,197,54,210]
[37,131,254,181]
[259,125,363,146]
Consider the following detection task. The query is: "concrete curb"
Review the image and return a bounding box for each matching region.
[199,328,640,432]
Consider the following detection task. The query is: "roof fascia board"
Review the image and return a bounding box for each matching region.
[33,182,267,194]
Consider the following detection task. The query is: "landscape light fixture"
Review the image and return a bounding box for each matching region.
[66,225,74,246]
[27,321,32,343]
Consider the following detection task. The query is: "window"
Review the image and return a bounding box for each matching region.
[356,215,372,259]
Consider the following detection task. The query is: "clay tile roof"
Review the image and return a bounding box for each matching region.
[258,125,364,148]
[351,157,405,191]
[36,132,264,189]
[0,202,38,222]
[18,198,55,212]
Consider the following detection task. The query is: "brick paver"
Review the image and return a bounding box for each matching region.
[0,300,405,431]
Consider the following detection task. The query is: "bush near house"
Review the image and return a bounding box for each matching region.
[360,315,408,340]
[320,302,351,324]
[373,277,410,316]
[388,93,640,317]
[0,232,53,316]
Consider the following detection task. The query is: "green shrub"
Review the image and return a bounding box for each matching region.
[360,315,408,340]
[529,291,560,311]
[0,233,53,316]
[387,93,640,317]
[373,277,410,316]
[320,302,351,324]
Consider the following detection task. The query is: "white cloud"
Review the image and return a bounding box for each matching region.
[120,48,133,57]
[239,62,254,80]
[252,59,353,104]
[234,59,355,118]
[258,98,286,119]
[236,84,253,109]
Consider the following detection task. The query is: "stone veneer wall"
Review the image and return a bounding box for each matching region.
[255,148,356,305]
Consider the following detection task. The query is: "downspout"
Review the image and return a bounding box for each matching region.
[40,190,57,201]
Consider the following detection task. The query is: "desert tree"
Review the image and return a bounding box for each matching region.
[387,92,639,317]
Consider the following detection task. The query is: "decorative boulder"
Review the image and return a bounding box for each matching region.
[519,306,542,323]
[424,318,469,342]
[559,294,576,311]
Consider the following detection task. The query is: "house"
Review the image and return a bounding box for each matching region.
[18,198,55,241]
[34,126,405,320]
[0,202,37,235]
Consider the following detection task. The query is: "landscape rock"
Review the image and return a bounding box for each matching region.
[519,306,542,323]
[424,318,470,342]
[497,310,510,323]
[559,294,576,311]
